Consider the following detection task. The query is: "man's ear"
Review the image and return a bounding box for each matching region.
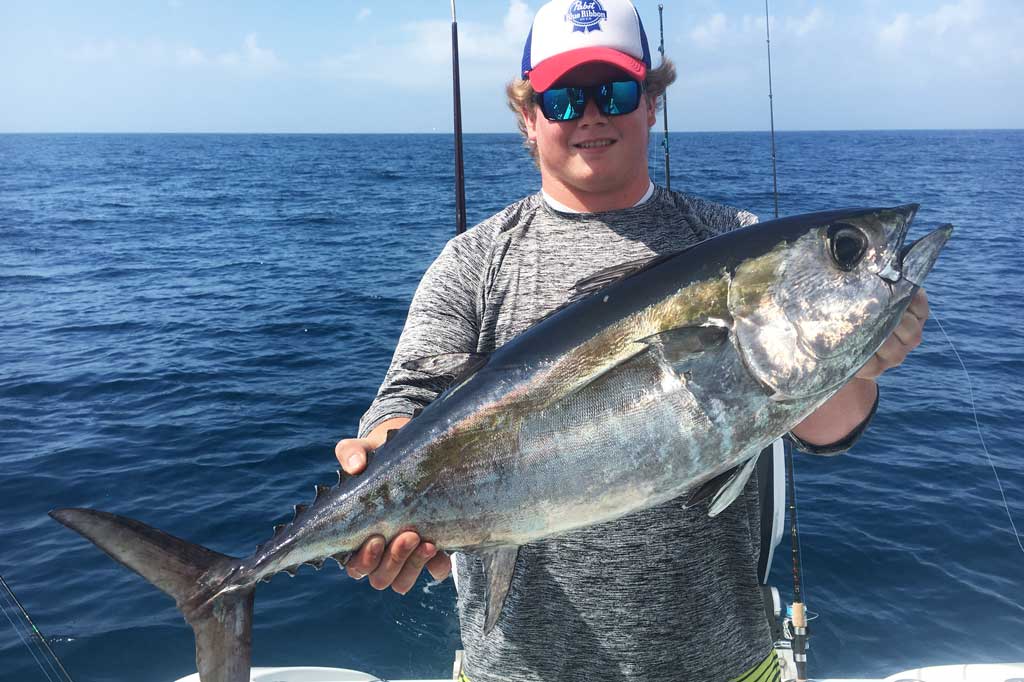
[645,93,657,128]
[521,106,538,142]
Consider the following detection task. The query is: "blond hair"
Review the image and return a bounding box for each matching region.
[506,58,678,162]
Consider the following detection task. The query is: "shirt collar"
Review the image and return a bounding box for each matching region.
[542,181,655,214]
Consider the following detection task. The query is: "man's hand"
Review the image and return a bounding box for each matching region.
[856,289,929,380]
[334,421,452,594]
[792,289,930,446]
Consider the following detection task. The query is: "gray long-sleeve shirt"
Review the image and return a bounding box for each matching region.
[359,187,773,682]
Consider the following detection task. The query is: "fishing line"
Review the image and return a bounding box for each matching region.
[931,312,1024,555]
[1,589,59,682]
[0,575,74,682]
[0,579,64,682]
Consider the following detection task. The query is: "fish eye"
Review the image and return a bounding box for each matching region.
[826,223,868,271]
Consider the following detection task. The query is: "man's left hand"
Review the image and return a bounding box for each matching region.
[856,289,929,380]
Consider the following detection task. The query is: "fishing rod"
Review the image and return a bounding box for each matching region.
[450,0,467,235]
[763,2,808,679]
[657,4,670,190]
[1,574,75,682]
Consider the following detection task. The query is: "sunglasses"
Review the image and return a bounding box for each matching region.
[534,79,645,122]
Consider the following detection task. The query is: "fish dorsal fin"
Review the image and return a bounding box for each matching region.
[481,546,520,634]
[330,552,349,569]
[402,352,489,382]
[314,484,330,503]
[530,251,689,328]
[292,504,308,522]
[304,557,325,571]
[570,252,678,300]
[684,455,760,517]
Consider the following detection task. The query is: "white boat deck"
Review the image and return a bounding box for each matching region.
[173,662,1024,682]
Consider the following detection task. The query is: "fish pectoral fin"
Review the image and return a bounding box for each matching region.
[402,352,489,381]
[684,454,759,517]
[481,546,520,634]
[638,323,729,368]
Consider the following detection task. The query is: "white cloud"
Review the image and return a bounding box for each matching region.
[356,8,371,22]
[320,0,528,89]
[503,0,532,37]
[787,7,825,37]
[242,34,281,71]
[214,35,283,74]
[64,34,283,76]
[176,46,206,66]
[924,0,981,36]
[68,40,118,64]
[690,13,728,49]
[872,0,1023,74]
[878,0,984,48]
[878,12,911,47]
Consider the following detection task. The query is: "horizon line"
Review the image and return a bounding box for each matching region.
[1,127,1022,136]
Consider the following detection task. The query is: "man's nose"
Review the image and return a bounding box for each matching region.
[578,95,607,124]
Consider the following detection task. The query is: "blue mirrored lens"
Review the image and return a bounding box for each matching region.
[600,80,641,115]
[541,88,585,121]
[538,80,642,121]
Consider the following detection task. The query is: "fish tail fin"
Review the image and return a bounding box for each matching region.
[50,508,254,682]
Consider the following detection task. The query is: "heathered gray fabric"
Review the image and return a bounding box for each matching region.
[359,186,773,682]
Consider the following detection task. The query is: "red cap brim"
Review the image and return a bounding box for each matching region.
[527,47,647,91]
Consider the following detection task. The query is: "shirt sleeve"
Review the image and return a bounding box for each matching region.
[788,385,881,456]
[357,233,489,438]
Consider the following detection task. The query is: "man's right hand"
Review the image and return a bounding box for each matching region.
[334,418,452,595]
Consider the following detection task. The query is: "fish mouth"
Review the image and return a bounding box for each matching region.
[874,204,917,283]
[898,224,954,287]
[873,204,952,289]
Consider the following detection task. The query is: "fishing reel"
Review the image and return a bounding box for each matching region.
[763,585,811,682]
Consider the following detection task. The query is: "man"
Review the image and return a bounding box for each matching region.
[335,1,929,680]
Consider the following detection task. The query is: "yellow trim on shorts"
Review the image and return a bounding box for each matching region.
[728,649,781,682]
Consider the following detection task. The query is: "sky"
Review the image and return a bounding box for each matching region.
[1,0,1022,133]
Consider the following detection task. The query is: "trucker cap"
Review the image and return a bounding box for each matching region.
[521,0,653,92]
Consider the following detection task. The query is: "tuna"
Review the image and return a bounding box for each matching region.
[51,204,952,682]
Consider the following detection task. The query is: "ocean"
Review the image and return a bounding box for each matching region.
[1,131,1022,682]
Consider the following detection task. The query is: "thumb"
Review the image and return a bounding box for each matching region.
[335,439,370,475]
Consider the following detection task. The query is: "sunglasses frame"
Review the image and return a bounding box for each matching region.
[534,79,646,122]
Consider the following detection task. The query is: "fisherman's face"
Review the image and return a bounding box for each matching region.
[524,63,657,210]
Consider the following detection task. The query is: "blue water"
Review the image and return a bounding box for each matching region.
[1,131,1022,682]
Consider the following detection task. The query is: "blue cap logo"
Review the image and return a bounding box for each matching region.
[566,1,608,33]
